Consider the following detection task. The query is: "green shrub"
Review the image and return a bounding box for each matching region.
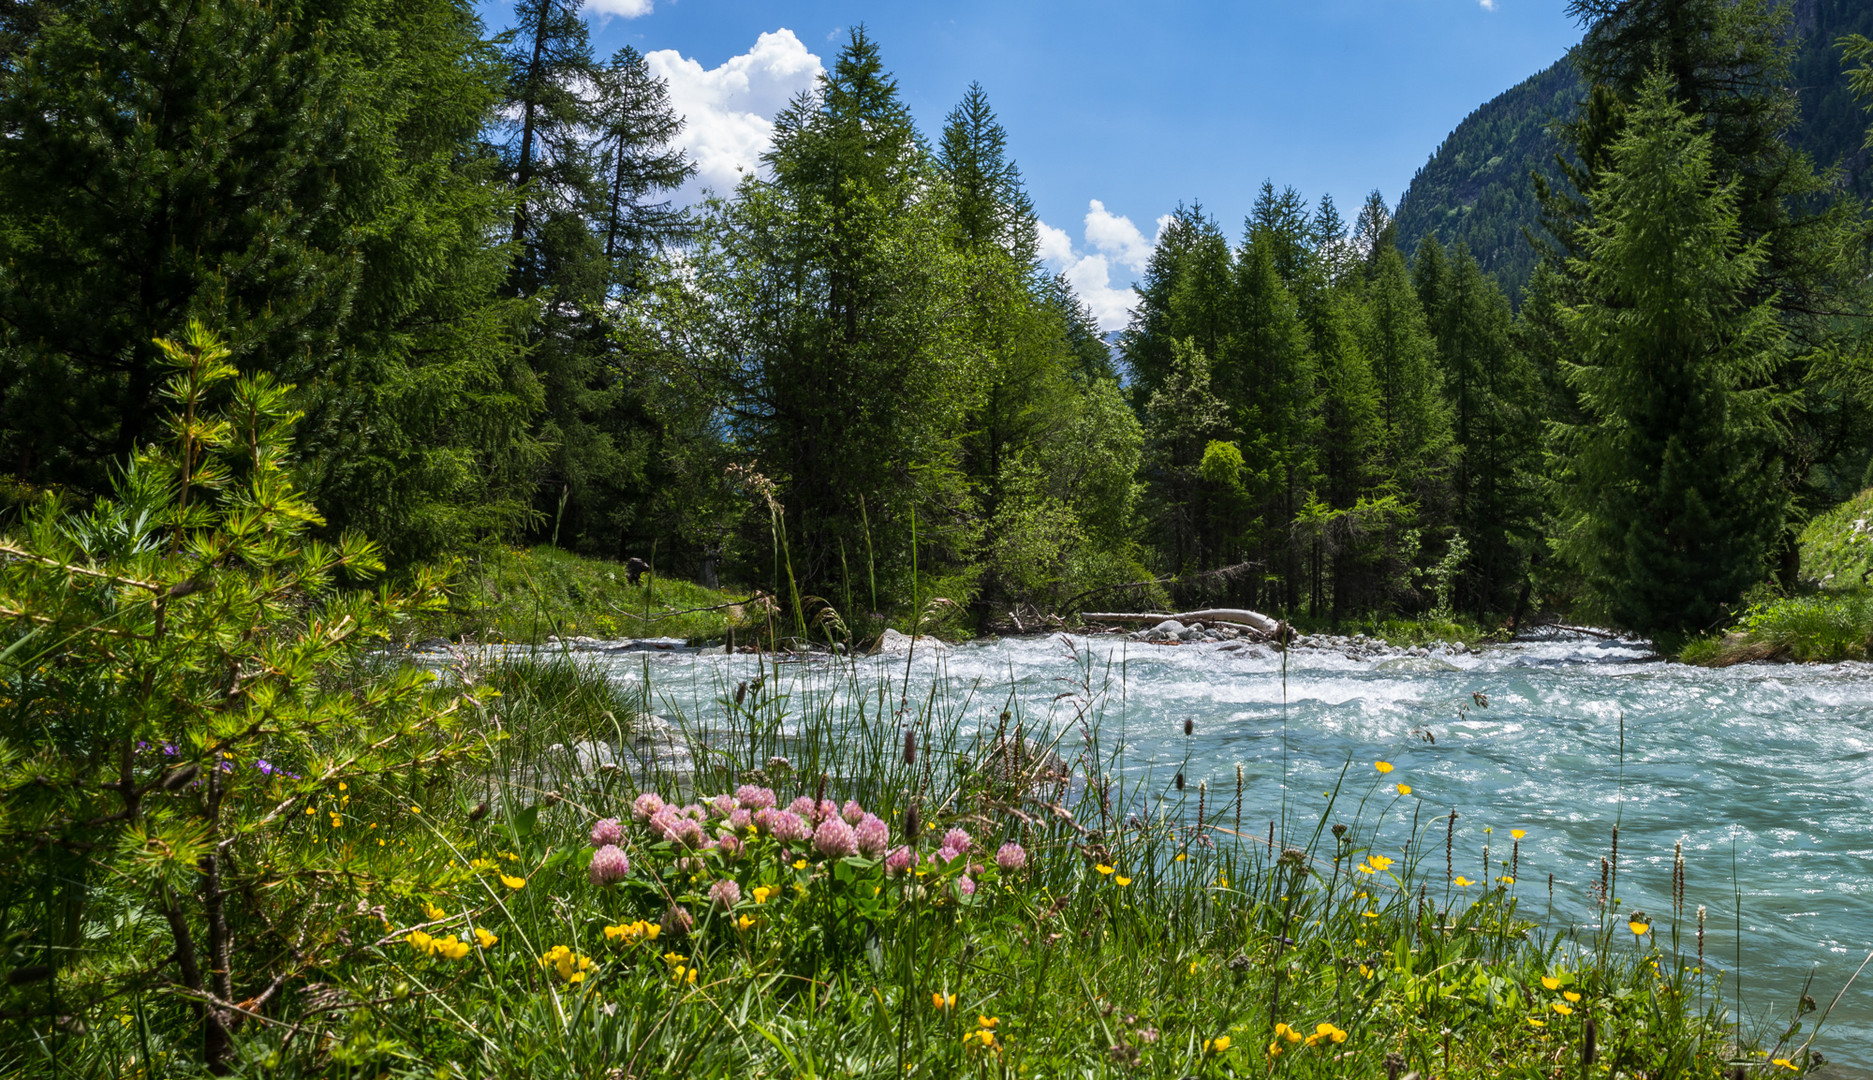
[0,324,487,1076]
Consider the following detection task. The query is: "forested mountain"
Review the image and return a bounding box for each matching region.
[1395,0,1873,302]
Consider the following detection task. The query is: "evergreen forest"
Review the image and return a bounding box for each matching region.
[3,0,1873,648]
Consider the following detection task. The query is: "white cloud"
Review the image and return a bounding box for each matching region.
[1083,199,1155,274]
[645,29,824,203]
[586,0,652,17]
[1479,0,1498,10]
[1036,201,1161,331]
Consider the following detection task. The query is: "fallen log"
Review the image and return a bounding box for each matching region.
[1080,608,1279,634]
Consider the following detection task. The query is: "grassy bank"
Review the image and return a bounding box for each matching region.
[1680,592,1873,666]
[14,650,1825,1078]
[1681,493,1873,665]
[420,545,757,644]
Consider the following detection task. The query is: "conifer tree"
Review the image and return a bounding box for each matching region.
[1361,247,1453,514]
[1120,204,1205,405]
[1552,75,1785,648]
[1306,288,1386,618]
[691,28,977,605]
[594,46,695,294]
[1227,238,1319,609]
[1419,242,1541,614]
[1142,339,1230,576]
[1550,0,1858,586]
[937,82,1037,262]
[0,0,542,561]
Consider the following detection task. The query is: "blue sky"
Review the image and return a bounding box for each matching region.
[481,1,1584,326]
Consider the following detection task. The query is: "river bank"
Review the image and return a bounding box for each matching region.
[498,627,1873,1074]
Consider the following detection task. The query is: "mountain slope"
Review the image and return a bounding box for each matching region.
[1395,0,1873,302]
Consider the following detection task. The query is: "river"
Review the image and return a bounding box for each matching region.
[559,629,1873,1072]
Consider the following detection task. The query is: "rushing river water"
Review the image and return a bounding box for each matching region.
[558,630,1873,1071]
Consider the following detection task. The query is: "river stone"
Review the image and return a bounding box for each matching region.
[1375,656,1460,673]
[873,628,948,655]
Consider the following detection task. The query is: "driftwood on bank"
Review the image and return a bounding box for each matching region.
[1080,607,1279,634]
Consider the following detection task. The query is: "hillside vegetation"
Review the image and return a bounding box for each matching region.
[1395,0,1873,301]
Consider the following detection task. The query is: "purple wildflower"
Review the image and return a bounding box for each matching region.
[661,905,694,938]
[708,793,739,817]
[756,808,812,843]
[589,817,624,847]
[735,785,777,810]
[957,875,977,897]
[708,879,742,908]
[841,799,865,824]
[714,834,742,859]
[885,846,914,875]
[681,803,708,821]
[648,806,683,841]
[632,792,666,822]
[589,844,631,886]
[727,808,753,832]
[817,799,839,823]
[786,795,817,820]
[934,846,960,865]
[995,842,1027,872]
[673,818,708,849]
[812,816,859,859]
[941,827,974,854]
[854,814,889,858]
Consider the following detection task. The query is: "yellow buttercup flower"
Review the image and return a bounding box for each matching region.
[540,945,593,983]
[792,859,807,870]
[500,874,526,890]
[1395,783,1411,796]
[932,992,955,1011]
[1203,1035,1231,1053]
[474,927,498,948]
[1374,761,1393,773]
[1095,864,1115,875]
[1551,1002,1573,1016]
[736,914,757,931]
[1511,829,1526,840]
[1115,875,1132,886]
[423,903,447,921]
[1541,976,1561,990]
[977,1015,998,1029]
[1362,854,1394,874]
[1629,920,1650,935]
[1563,991,1581,1003]
[1453,876,1474,887]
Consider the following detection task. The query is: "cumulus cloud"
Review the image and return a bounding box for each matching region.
[645,30,824,203]
[586,0,653,17]
[1479,0,1498,10]
[1036,201,1168,331]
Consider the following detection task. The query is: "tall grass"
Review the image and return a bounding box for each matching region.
[172,641,1809,1077]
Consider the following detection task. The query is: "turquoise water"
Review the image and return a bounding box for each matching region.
[583,631,1873,1071]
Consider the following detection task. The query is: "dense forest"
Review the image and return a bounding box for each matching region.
[1395,0,1873,302]
[2,0,1873,649]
